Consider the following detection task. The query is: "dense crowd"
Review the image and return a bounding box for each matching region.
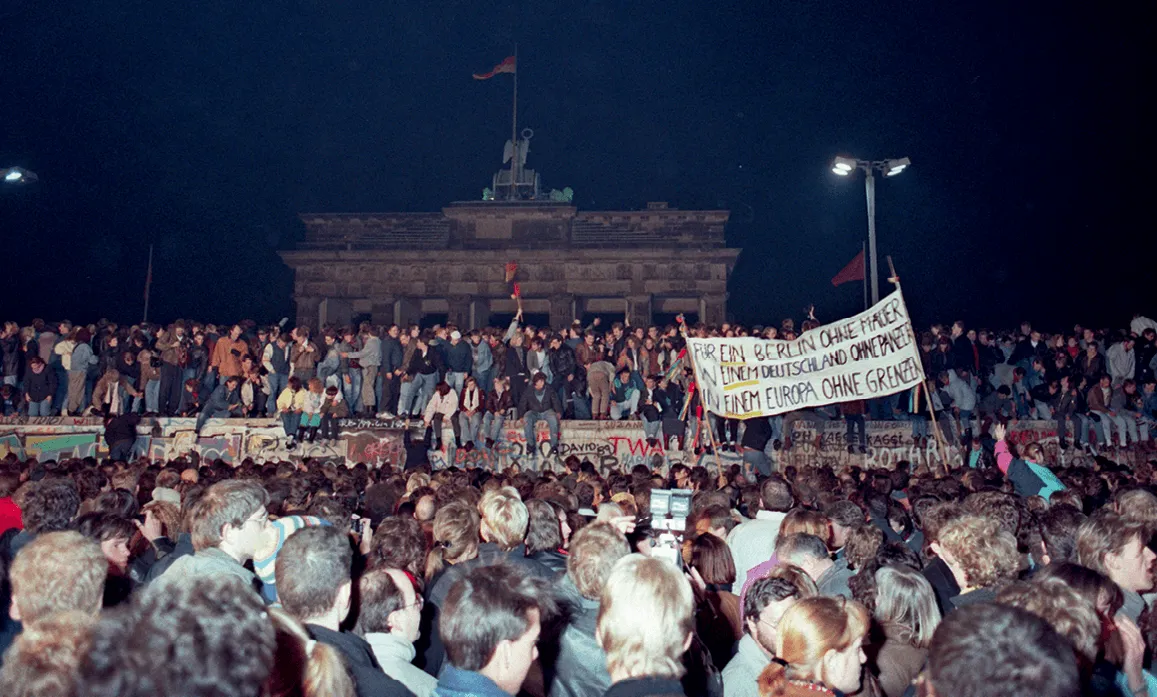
[0,393,1155,697]
[4,313,1157,467]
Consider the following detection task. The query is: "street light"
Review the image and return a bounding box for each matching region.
[1,167,38,184]
[830,155,910,304]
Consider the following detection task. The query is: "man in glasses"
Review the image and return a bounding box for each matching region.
[358,568,436,697]
[722,573,805,697]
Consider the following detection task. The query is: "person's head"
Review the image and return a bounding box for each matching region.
[307,377,323,394]
[76,573,276,697]
[72,512,136,574]
[778,509,830,547]
[532,372,547,390]
[189,480,270,561]
[690,532,736,587]
[441,562,549,695]
[567,522,631,601]
[1038,505,1086,566]
[28,355,45,373]
[479,487,529,551]
[524,499,564,556]
[224,375,241,391]
[356,568,422,644]
[428,500,481,578]
[932,515,1019,592]
[1075,508,1156,594]
[843,524,884,572]
[229,324,243,340]
[0,611,96,697]
[921,603,1079,697]
[9,531,107,624]
[276,526,353,626]
[22,479,81,534]
[996,578,1101,665]
[597,555,694,682]
[874,565,941,649]
[760,475,794,512]
[777,534,833,584]
[823,500,863,549]
[758,596,869,695]
[743,576,803,657]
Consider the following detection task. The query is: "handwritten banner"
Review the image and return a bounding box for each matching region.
[688,289,925,418]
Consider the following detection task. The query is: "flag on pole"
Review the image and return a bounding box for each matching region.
[473,56,516,80]
[831,249,866,287]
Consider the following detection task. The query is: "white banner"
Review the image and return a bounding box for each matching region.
[688,289,926,418]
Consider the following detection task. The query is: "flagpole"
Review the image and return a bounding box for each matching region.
[862,241,868,310]
[509,44,518,200]
[143,243,154,323]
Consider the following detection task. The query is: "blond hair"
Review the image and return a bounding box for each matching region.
[874,565,941,649]
[478,486,528,551]
[0,611,96,697]
[568,522,631,600]
[426,500,480,580]
[758,596,869,697]
[1076,508,1150,577]
[266,607,355,697]
[778,509,831,548]
[937,515,1020,589]
[9,531,107,624]
[996,578,1100,663]
[597,555,694,680]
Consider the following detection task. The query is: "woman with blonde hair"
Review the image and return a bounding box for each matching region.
[872,565,942,697]
[757,596,869,697]
[265,607,355,697]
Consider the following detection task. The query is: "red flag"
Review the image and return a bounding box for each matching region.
[473,56,516,80]
[831,249,866,287]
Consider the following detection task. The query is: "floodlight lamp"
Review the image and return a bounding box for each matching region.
[884,157,910,176]
[831,156,857,174]
[2,167,38,183]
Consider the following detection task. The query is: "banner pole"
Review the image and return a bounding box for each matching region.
[680,319,725,479]
[887,255,952,473]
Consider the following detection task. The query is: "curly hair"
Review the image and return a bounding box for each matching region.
[22,479,82,535]
[367,516,428,580]
[937,515,1020,590]
[0,611,96,697]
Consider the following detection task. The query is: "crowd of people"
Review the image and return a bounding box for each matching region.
[0,396,1155,697]
[4,313,1157,466]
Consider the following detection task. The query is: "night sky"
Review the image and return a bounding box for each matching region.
[2,1,1153,331]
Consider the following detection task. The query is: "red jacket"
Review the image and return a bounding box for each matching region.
[0,497,23,534]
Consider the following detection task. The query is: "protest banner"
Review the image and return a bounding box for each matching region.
[687,288,925,419]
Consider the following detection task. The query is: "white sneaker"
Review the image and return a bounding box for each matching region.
[377,411,395,419]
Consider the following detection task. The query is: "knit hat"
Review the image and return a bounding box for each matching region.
[450,330,462,340]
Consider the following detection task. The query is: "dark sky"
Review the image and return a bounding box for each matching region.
[2,1,1153,331]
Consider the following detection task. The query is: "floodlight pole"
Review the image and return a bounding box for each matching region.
[865,168,879,305]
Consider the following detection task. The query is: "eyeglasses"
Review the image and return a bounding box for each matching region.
[403,595,424,611]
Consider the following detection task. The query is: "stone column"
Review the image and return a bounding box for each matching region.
[395,298,421,328]
[700,293,728,325]
[548,294,576,330]
[469,299,491,330]
[626,294,652,328]
[370,299,395,327]
[295,296,322,330]
[447,296,471,329]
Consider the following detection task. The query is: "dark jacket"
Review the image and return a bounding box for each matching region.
[306,624,415,697]
[549,345,578,383]
[519,386,563,417]
[407,348,441,377]
[23,366,57,402]
[528,549,568,577]
[104,413,142,446]
[551,591,611,697]
[146,533,194,583]
[639,386,662,422]
[603,677,687,697]
[444,341,474,373]
[485,388,514,415]
[476,543,554,579]
[381,337,405,374]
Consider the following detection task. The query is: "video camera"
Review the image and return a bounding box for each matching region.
[648,488,693,569]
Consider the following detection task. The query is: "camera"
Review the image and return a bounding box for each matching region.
[648,489,692,569]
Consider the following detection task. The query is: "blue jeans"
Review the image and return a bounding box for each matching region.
[907,413,929,439]
[267,373,288,415]
[344,369,363,415]
[642,415,662,439]
[406,373,437,416]
[481,412,506,444]
[743,448,773,477]
[458,411,483,446]
[572,393,592,420]
[398,379,415,416]
[27,398,52,416]
[281,412,301,439]
[446,372,466,396]
[473,368,494,394]
[145,379,161,414]
[53,365,68,414]
[109,439,136,462]
[195,408,232,434]
[524,410,560,456]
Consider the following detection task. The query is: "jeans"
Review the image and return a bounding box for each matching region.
[908,413,929,439]
[145,379,161,414]
[1094,411,1131,447]
[406,373,437,416]
[742,448,773,477]
[610,392,639,420]
[446,371,467,396]
[159,363,183,415]
[53,365,69,414]
[473,368,494,395]
[458,411,483,447]
[381,373,400,414]
[196,408,232,434]
[320,413,339,440]
[642,415,662,439]
[281,412,301,440]
[398,379,415,416]
[267,373,288,415]
[572,393,592,420]
[109,438,136,462]
[27,398,52,416]
[481,411,506,444]
[524,410,560,456]
[344,369,363,415]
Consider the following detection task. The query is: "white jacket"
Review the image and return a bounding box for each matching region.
[424,389,459,421]
[1108,342,1136,384]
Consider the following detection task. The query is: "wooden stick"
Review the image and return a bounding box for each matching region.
[679,319,726,478]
